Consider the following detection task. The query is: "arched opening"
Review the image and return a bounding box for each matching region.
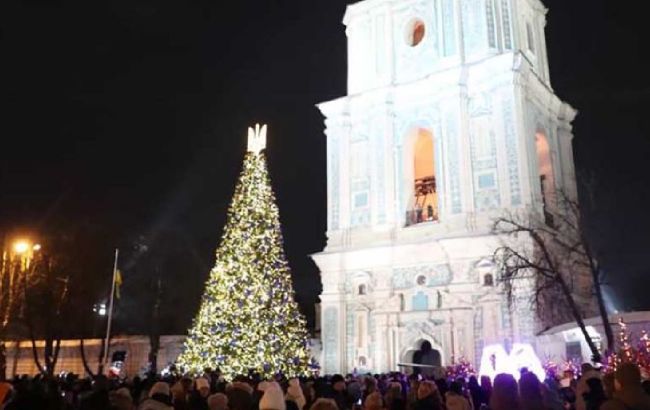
[535,132,555,225]
[358,284,367,296]
[402,340,442,376]
[483,273,494,287]
[406,19,426,47]
[406,129,438,226]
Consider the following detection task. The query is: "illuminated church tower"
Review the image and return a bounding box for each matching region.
[313,0,580,374]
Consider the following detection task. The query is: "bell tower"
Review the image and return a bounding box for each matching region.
[314,0,578,375]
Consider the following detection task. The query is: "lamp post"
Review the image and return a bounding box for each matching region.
[0,238,41,380]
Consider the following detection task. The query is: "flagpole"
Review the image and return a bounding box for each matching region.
[102,248,119,372]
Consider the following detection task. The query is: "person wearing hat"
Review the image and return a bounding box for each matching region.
[259,382,286,410]
[601,363,650,410]
[138,382,173,410]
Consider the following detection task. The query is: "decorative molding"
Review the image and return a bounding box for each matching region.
[392,264,453,289]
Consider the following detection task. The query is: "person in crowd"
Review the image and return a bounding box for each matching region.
[363,392,383,410]
[519,372,545,410]
[467,376,484,410]
[480,375,492,406]
[207,393,228,410]
[405,375,419,410]
[110,387,135,410]
[445,381,471,410]
[601,363,650,410]
[309,398,338,410]
[329,375,349,410]
[576,364,601,410]
[259,382,286,410]
[542,375,564,410]
[582,378,607,410]
[79,375,111,410]
[188,378,211,410]
[138,382,173,410]
[414,380,442,410]
[490,373,519,410]
[383,382,404,410]
[226,381,253,410]
[286,379,306,410]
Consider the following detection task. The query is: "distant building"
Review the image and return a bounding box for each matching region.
[538,311,650,364]
[312,0,591,375]
[4,336,185,377]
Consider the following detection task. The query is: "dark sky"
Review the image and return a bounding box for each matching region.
[1,0,648,333]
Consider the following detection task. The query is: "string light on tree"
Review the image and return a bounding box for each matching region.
[176,124,311,379]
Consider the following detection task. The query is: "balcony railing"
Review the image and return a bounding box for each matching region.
[405,206,438,227]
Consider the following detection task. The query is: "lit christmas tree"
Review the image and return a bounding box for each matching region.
[177,124,310,379]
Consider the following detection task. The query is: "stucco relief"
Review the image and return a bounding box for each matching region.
[392,264,452,289]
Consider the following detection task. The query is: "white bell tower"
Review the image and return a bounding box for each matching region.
[313,0,579,375]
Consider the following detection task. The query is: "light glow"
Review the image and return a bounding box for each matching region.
[479,343,545,381]
[247,123,267,154]
[13,241,30,254]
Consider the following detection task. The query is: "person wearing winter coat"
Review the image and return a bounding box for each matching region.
[414,381,442,410]
[138,382,173,410]
[445,382,471,410]
[489,373,520,410]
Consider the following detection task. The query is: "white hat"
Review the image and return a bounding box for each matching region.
[259,382,286,410]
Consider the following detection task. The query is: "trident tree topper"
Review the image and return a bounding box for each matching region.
[247,123,267,154]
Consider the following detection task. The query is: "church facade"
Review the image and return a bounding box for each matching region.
[312,0,581,375]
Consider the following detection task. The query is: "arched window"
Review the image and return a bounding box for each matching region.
[536,132,555,225]
[407,19,426,47]
[399,293,405,312]
[406,129,438,226]
[483,273,494,287]
[358,284,367,296]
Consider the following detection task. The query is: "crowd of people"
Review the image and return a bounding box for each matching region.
[1,362,650,410]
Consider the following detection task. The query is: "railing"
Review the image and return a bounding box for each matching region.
[405,206,438,227]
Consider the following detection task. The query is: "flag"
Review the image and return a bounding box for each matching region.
[114,269,123,299]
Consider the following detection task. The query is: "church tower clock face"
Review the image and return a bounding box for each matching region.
[313,0,582,375]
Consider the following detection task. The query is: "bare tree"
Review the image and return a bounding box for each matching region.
[493,191,613,363]
[0,246,38,380]
[23,252,71,375]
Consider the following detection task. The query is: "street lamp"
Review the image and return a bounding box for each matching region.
[13,241,30,254]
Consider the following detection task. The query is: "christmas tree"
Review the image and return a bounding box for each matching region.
[177,124,310,379]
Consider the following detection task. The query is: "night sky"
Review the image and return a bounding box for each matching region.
[1,0,648,334]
